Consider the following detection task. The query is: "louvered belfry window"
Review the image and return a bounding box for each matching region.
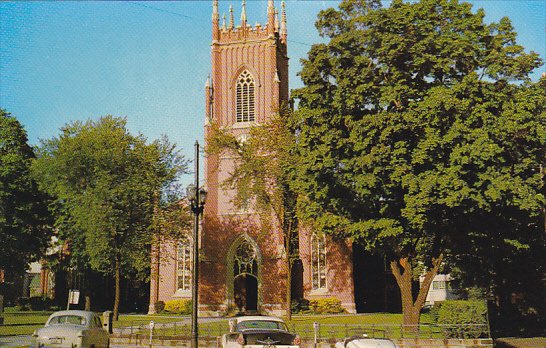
[236,70,255,123]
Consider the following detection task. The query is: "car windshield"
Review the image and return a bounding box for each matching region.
[48,315,86,326]
[237,320,287,331]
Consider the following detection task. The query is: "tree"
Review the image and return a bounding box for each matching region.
[207,109,298,319]
[292,0,544,327]
[0,109,51,275]
[32,116,186,319]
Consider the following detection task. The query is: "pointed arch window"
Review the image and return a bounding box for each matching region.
[234,238,258,277]
[236,70,255,123]
[177,235,192,291]
[311,233,327,290]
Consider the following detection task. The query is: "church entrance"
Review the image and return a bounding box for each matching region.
[230,236,260,313]
[234,274,258,312]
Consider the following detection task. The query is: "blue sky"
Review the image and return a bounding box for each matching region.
[1,1,545,187]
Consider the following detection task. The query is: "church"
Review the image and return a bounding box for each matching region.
[148,0,389,316]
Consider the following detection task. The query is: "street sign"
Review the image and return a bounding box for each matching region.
[68,290,80,305]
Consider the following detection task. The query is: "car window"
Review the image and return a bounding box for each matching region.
[48,315,86,326]
[237,321,287,331]
[93,316,103,328]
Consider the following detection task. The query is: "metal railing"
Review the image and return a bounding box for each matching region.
[114,322,490,340]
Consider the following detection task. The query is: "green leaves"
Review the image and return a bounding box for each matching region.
[0,109,52,273]
[32,116,186,278]
[293,0,545,263]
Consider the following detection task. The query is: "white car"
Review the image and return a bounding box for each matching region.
[335,335,398,348]
[222,316,301,348]
[33,310,109,348]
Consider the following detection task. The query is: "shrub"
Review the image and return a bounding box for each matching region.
[154,301,165,313]
[291,298,310,314]
[309,297,345,314]
[429,302,443,323]
[437,300,489,338]
[164,299,192,315]
[15,297,30,311]
[29,297,53,311]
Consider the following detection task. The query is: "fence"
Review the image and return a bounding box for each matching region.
[114,322,490,340]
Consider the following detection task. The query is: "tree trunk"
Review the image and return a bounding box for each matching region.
[85,295,91,311]
[284,224,292,321]
[390,255,443,331]
[113,255,121,321]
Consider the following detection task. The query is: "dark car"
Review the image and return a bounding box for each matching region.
[222,316,301,348]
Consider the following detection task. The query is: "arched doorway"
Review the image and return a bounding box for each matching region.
[234,274,258,312]
[228,236,260,313]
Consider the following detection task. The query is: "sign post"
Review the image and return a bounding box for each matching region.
[67,289,80,310]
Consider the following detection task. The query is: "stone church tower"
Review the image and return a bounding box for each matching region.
[200,0,290,316]
[149,0,356,316]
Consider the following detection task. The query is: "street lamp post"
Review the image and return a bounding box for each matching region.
[187,141,207,348]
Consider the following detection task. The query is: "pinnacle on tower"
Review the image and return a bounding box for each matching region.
[212,0,219,21]
[280,1,287,41]
[241,0,247,27]
[229,5,234,29]
[274,8,279,32]
[267,0,275,34]
[212,0,220,39]
[222,13,227,30]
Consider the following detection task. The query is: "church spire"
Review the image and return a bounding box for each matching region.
[212,0,219,40]
[241,0,247,27]
[280,1,287,42]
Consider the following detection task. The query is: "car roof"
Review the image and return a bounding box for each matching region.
[49,310,96,319]
[235,316,286,324]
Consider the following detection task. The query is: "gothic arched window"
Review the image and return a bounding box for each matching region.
[311,233,327,290]
[234,238,258,277]
[177,235,192,291]
[236,70,255,123]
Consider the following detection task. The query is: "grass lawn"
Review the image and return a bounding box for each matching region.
[0,311,52,336]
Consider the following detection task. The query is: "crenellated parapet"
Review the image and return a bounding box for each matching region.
[212,0,287,45]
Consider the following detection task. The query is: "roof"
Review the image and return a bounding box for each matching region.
[48,310,96,318]
[235,316,285,324]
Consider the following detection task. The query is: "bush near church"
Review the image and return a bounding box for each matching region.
[164,299,192,315]
[309,298,346,314]
[437,300,488,338]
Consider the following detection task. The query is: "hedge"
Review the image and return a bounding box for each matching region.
[437,300,489,338]
[164,299,192,315]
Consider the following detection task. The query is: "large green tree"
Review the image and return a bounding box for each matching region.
[292,0,544,326]
[32,116,186,318]
[0,109,51,275]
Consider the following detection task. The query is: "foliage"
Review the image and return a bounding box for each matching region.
[291,0,544,326]
[309,298,346,314]
[154,301,166,314]
[437,300,488,338]
[14,297,56,311]
[164,299,192,314]
[0,109,52,274]
[31,116,187,318]
[291,298,310,314]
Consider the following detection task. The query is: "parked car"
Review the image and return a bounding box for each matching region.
[222,316,301,348]
[32,310,109,348]
[335,335,398,348]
